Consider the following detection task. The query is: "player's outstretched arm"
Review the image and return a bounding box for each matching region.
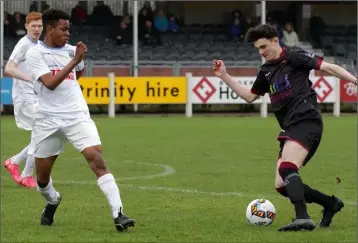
[4,60,32,82]
[213,60,259,103]
[319,61,357,85]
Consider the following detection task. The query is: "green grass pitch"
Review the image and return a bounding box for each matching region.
[1,115,356,242]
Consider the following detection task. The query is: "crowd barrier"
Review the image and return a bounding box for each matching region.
[2,73,354,117]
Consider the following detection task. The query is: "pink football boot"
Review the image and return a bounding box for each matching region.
[3,159,21,183]
[19,176,37,188]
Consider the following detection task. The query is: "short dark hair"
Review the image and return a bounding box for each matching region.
[245,24,278,42]
[42,9,69,32]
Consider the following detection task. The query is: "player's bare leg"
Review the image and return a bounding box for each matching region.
[275,141,344,230]
[82,145,135,232]
[276,140,315,232]
[36,156,62,226]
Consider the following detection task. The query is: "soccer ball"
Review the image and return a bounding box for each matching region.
[246,199,276,226]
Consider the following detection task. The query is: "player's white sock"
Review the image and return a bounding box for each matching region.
[37,178,60,204]
[10,145,29,165]
[97,173,123,218]
[20,155,35,178]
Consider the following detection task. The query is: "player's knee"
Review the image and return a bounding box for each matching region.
[278,161,299,181]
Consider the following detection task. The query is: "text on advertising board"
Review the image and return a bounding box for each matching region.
[78,77,187,104]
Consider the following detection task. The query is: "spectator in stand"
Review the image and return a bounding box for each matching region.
[123,13,132,28]
[283,22,299,47]
[140,1,154,20]
[138,8,151,34]
[115,19,132,46]
[270,21,285,46]
[309,12,326,48]
[141,20,161,46]
[12,12,26,39]
[243,16,257,34]
[29,1,38,12]
[92,1,113,26]
[4,12,11,37]
[41,2,50,13]
[71,2,87,25]
[154,9,168,33]
[167,14,179,33]
[122,13,133,36]
[229,17,244,41]
[231,9,246,27]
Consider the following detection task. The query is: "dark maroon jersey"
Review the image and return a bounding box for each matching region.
[251,47,324,129]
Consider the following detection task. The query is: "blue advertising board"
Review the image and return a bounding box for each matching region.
[1,77,13,105]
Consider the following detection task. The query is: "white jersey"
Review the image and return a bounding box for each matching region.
[26,41,87,118]
[9,35,38,103]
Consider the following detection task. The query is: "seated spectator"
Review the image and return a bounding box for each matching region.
[29,1,38,12]
[243,16,257,34]
[229,17,243,41]
[115,20,132,46]
[310,12,325,48]
[41,3,50,13]
[4,12,11,37]
[92,1,113,25]
[153,9,168,33]
[167,14,179,33]
[270,21,284,46]
[283,22,299,47]
[122,13,132,30]
[141,20,161,46]
[12,12,26,38]
[231,9,246,25]
[140,1,154,20]
[139,8,151,33]
[71,2,87,25]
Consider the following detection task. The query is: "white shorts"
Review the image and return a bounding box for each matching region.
[28,114,102,158]
[14,101,37,131]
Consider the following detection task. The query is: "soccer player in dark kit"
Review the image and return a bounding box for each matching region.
[213,24,357,232]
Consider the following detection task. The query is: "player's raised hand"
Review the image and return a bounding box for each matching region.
[213,59,227,78]
[74,41,87,63]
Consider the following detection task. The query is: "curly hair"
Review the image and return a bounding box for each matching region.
[245,24,279,42]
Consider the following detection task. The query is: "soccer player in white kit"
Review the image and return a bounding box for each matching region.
[3,12,43,188]
[25,9,135,231]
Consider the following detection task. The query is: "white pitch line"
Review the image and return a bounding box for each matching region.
[0,155,176,181]
[47,180,358,207]
[1,155,356,206]
[120,160,176,181]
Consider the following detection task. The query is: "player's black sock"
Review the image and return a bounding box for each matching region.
[303,184,334,208]
[276,183,334,209]
[37,181,49,188]
[276,187,288,197]
[279,161,310,219]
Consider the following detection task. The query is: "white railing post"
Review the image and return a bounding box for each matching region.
[185,72,193,118]
[108,72,115,118]
[333,77,341,117]
[260,94,268,118]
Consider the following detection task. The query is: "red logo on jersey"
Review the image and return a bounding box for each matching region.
[51,69,75,80]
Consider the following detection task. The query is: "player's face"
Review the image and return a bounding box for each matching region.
[254,37,280,62]
[49,19,70,47]
[25,19,43,40]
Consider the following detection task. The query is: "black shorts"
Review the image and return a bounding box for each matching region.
[277,119,323,166]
